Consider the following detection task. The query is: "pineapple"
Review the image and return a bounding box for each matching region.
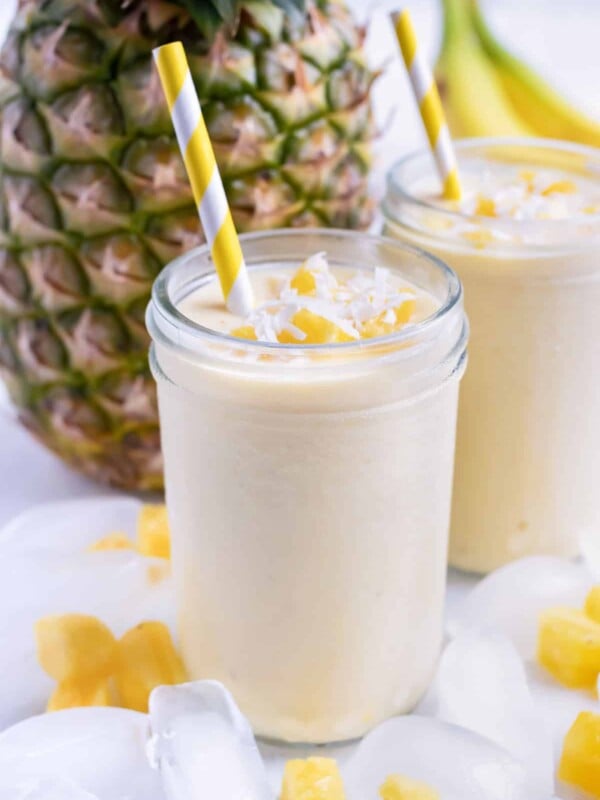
[0,0,375,489]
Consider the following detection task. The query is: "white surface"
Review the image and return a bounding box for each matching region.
[0,708,163,800]
[0,496,599,797]
[1,0,600,522]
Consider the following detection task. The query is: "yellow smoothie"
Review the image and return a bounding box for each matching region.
[384,138,600,573]
[147,230,467,742]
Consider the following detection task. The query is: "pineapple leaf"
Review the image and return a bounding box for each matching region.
[210,0,238,20]
[175,0,306,35]
[271,0,305,11]
[175,1,223,36]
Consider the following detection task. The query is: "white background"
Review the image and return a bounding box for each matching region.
[1,0,600,526]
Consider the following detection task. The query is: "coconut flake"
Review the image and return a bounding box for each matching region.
[232,254,418,344]
[454,167,599,223]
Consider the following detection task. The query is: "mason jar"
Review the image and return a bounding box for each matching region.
[147,229,468,742]
[383,138,600,573]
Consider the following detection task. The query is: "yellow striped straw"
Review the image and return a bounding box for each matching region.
[392,9,462,200]
[153,41,253,316]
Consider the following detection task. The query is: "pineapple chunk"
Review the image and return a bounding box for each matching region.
[394,299,416,326]
[585,586,600,623]
[231,325,257,341]
[137,504,171,559]
[115,621,187,712]
[282,309,354,345]
[88,531,134,552]
[558,711,600,796]
[290,267,317,296]
[360,315,395,340]
[281,757,345,800]
[361,300,417,339]
[47,677,113,712]
[380,775,440,800]
[538,608,600,688]
[474,196,497,217]
[541,180,577,196]
[36,614,117,682]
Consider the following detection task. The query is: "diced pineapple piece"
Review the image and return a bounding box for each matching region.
[282,309,354,344]
[558,711,600,797]
[231,325,257,341]
[360,316,395,340]
[115,622,187,712]
[585,587,600,623]
[281,758,345,800]
[291,267,317,296]
[541,180,577,196]
[537,608,600,688]
[47,677,113,712]
[137,504,171,559]
[36,614,117,682]
[87,532,134,552]
[380,774,440,800]
[361,299,416,340]
[394,298,416,326]
[474,196,497,217]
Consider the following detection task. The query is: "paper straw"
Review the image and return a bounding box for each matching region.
[153,42,253,316]
[392,9,462,200]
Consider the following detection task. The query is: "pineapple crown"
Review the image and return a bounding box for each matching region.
[176,0,306,36]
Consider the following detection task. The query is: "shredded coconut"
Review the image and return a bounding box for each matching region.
[232,254,417,344]
[454,167,600,222]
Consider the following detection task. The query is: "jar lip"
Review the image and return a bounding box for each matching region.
[384,136,600,253]
[148,228,463,360]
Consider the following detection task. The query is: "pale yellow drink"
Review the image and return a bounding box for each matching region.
[384,139,600,574]
[147,230,467,743]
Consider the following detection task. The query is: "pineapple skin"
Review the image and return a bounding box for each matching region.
[0,0,375,489]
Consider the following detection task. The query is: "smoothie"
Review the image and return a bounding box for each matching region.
[384,138,600,573]
[147,230,467,743]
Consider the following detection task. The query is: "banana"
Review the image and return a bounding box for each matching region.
[471,0,600,147]
[435,0,533,138]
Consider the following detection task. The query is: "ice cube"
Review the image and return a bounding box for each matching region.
[1,552,174,633]
[8,775,98,800]
[343,715,542,800]
[0,609,53,729]
[149,680,273,800]
[431,631,554,796]
[0,498,142,556]
[0,707,163,800]
[450,557,593,660]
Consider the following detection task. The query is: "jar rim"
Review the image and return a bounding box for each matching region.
[147,228,464,364]
[384,137,600,254]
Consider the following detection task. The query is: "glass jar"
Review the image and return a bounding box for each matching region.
[383,137,600,573]
[147,229,467,743]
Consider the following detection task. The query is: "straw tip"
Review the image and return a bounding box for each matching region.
[390,8,408,24]
[443,169,463,202]
[152,41,185,61]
